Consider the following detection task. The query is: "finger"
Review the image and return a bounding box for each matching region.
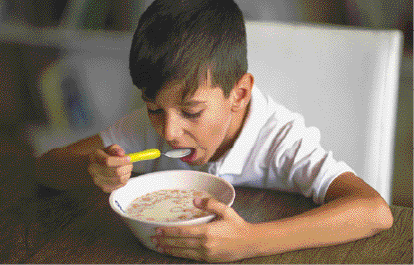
[97,172,131,186]
[157,225,203,238]
[94,149,131,167]
[104,144,126,157]
[102,164,133,179]
[153,235,201,249]
[194,197,235,219]
[101,164,132,178]
[99,181,127,193]
[89,161,131,180]
[159,246,204,262]
[120,173,131,184]
[115,165,133,178]
[106,155,131,167]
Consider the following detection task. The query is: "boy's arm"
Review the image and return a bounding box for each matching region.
[155,172,394,262]
[35,134,104,190]
[249,171,393,256]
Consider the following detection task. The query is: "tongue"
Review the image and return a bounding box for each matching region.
[180,148,196,162]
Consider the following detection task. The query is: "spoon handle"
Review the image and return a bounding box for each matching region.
[126,149,161,162]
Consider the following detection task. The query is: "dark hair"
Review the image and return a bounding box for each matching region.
[129,0,247,101]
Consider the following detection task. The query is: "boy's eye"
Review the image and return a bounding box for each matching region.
[182,110,203,119]
[147,108,163,115]
[147,108,203,119]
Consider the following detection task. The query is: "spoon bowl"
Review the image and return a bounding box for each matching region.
[164,148,192,158]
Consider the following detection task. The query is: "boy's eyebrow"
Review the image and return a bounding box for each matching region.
[142,94,206,107]
[179,100,207,107]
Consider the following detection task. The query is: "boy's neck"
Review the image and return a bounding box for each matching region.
[210,101,251,162]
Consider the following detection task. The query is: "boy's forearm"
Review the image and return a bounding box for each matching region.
[35,148,94,190]
[249,193,393,257]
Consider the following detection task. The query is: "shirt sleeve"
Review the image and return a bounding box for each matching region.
[265,107,356,205]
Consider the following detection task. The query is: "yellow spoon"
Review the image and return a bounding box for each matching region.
[126,148,191,162]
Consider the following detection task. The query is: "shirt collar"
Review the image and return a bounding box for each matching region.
[215,85,269,176]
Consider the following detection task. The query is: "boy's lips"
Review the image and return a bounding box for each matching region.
[180,148,197,163]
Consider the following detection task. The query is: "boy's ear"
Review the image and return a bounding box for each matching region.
[230,73,254,112]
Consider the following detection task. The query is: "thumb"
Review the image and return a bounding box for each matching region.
[104,144,125,157]
[193,197,234,219]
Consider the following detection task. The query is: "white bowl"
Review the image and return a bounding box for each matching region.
[109,170,235,251]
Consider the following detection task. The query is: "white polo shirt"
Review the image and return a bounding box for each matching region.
[100,86,355,204]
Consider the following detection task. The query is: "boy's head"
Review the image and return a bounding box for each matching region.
[129,0,253,165]
[129,0,247,101]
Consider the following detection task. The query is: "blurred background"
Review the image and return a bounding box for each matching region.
[0,0,412,207]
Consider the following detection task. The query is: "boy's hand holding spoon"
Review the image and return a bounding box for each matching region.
[88,145,191,193]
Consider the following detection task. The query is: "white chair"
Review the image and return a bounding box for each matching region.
[245,21,403,204]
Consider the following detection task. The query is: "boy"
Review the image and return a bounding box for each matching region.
[35,0,393,262]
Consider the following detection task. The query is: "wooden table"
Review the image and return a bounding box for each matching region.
[0,171,412,264]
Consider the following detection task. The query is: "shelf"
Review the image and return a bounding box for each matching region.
[0,22,133,51]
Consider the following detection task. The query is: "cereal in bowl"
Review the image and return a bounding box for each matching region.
[126,189,212,222]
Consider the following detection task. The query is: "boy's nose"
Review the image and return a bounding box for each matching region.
[163,113,184,142]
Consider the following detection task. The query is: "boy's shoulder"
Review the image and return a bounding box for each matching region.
[249,85,303,126]
[236,85,309,151]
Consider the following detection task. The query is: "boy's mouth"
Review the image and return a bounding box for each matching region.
[180,148,197,163]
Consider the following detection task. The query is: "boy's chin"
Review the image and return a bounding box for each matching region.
[184,158,206,166]
[194,161,208,166]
